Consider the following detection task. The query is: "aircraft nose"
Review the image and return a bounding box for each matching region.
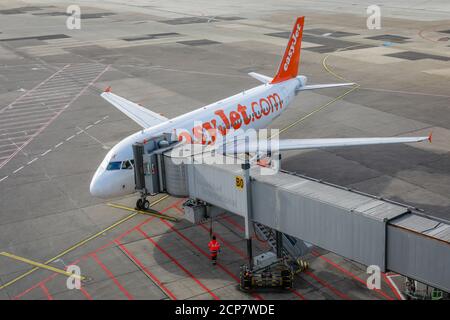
[90,169,105,198]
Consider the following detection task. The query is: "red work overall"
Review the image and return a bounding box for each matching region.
[208,239,220,264]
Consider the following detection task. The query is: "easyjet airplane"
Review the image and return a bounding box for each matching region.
[90,16,430,204]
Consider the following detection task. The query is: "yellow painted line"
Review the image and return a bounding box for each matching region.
[0,194,169,291]
[321,45,361,83]
[271,49,360,139]
[270,85,359,139]
[108,202,178,222]
[322,54,349,82]
[0,252,85,281]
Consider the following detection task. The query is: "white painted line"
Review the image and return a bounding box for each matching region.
[39,79,82,85]
[0,143,14,148]
[66,135,75,141]
[41,149,52,156]
[1,106,53,120]
[0,176,8,182]
[52,72,104,79]
[0,111,56,123]
[0,113,53,123]
[12,93,72,102]
[1,104,61,114]
[0,148,18,155]
[0,116,55,129]
[94,120,101,125]
[80,129,109,149]
[54,142,63,148]
[9,101,65,109]
[10,91,71,101]
[85,125,93,130]
[17,91,76,101]
[34,83,82,91]
[0,129,29,135]
[11,100,69,109]
[7,134,30,140]
[103,115,109,120]
[386,275,405,300]
[0,109,56,119]
[27,157,38,165]
[14,90,74,99]
[13,166,24,174]
[0,64,110,170]
[0,122,47,132]
[76,130,83,135]
[0,64,70,115]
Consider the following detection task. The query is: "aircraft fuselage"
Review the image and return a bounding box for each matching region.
[89,78,301,198]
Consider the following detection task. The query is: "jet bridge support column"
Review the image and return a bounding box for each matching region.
[275,231,283,259]
[242,155,253,269]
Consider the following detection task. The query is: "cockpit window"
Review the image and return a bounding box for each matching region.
[121,160,133,170]
[106,161,122,170]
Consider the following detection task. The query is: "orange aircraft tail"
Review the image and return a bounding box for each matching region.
[271,16,305,84]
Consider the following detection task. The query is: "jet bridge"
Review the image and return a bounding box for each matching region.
[133,143,450,293]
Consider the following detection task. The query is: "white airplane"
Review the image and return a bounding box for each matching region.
[90,16,430,206]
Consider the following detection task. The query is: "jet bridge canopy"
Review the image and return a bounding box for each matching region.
[251,169,407,271]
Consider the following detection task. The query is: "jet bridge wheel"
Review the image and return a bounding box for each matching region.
[281,269,293,289]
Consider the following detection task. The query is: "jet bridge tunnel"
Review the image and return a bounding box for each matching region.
[132,139,450,293]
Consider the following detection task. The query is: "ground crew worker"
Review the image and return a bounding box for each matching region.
[208,235,221,265]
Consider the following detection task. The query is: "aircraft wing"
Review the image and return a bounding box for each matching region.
[248,72,273,84]
[215,135,431,154]
[296,83,355,91]
[101,88,168,128]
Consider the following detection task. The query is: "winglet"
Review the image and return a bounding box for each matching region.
[104,86,112,93]
[428,132,433,143]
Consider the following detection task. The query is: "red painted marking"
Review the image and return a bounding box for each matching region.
[79,286,93,300]
[312,251,394,300]
[172,205,184,214]
[90,253,134,300]
[221,215,245,232]
[428,131,433,143]
[115,240,177,300]
[289,288,306,300]
[40,284,53,300]
[137,228,219,300]
[13,199,183,299]
[13,259,83,300]
[91,198,185,253]
[104,86,112,93]
[158,218,264,300]
[383,273,403,300]
[304,270,351,300]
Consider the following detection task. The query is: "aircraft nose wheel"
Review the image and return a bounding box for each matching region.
[136,198,150,210]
